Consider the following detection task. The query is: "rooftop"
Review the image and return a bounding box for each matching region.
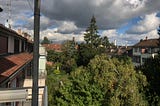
[0,53,33,84]
[134,38,160,47]
[42,44,62,52]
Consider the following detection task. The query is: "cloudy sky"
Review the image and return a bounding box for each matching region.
[0,0,160,45]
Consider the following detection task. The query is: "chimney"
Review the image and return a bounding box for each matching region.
[72,37,75,42]
[5,19,11,28]
[17,29,22,35]
[114,39,117,46]
[125,41,128,48]
[145,36,148,40]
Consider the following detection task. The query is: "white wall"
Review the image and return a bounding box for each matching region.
[8,36,14,53]
[39,46,47,77]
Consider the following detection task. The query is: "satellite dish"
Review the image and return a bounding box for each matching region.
[0,7,3,12]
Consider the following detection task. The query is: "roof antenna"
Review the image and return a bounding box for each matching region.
[6,0,11,28]
[5,19,11,28]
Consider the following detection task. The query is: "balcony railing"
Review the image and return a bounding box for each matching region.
[0,86,48,106]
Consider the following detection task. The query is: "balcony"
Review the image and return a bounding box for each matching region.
[0,76,47,106]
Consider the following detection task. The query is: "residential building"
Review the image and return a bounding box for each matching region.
[0,24,33,88]
[0,24,33,106]
[132,37,160,66]
[0,24,47,106]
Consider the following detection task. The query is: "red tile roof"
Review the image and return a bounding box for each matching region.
[134,39,160,47]
[42,44,62,52]
[0,53,33,84]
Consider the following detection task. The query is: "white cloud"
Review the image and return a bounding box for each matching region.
[102,29,118,38]
[92,0,106,6]
[40,29,84,43]
[57,21,78,33]
[122,29,159,45]
[101,28,159,46]
[124,0,146,9]
[128,13,160,34]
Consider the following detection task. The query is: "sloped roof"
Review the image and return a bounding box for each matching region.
[134,39,160,47]
[0,53,33,84]
[42,44,62,51]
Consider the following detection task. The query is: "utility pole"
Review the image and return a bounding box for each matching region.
[32,0,40,106]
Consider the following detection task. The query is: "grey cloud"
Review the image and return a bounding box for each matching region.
[41,0,160,30]
[1,0,160,31]
[0,0,160,45]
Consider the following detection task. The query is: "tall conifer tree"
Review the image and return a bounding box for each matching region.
[84,16,100,48]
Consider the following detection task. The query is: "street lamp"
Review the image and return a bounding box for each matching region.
[0,7,3,12]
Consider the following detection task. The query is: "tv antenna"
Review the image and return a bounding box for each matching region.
[5,0,11,28]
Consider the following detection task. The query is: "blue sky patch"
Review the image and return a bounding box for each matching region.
[117,16,142,34]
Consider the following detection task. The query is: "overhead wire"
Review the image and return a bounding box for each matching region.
[3,0,34,28]
[26,0,34,13]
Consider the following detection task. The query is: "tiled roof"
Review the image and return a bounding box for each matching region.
[0,53,33,84]
[42,44,62,51]
[134,39,160,47]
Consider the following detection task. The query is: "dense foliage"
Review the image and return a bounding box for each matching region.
[138,54,160,105]
[41,36,50,44]
[47,54,148,106]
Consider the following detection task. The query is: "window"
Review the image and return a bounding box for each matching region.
[21,41,25,52]
[133,56,140,63]
[145,48,148,53]
[14,39,19,53]
[134,48,138,52]
[27,62,32,76]
[142,58,147,63]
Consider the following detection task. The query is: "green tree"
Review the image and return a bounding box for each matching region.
[47,50,63,62]
[41,36,50,44]
[62,39,77,59]
[139,55,160,105]
[84,16,100,48]
[50,54,148,105]
[88,54,148,105]
[100,36,110,48]
[77,43,98,66]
